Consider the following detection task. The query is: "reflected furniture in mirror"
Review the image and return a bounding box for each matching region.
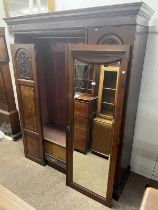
[5,2,153,206]
[91,66,119,157]
[74,61,97,154]
[67,44,130,206]
[0,28,21,139]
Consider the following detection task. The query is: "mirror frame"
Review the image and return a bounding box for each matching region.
[66,44,130,207]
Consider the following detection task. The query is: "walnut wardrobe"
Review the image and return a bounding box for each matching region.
[4,2,153,207]
[0,27,20,139]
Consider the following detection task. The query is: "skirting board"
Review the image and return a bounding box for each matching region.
[131,164,158,181]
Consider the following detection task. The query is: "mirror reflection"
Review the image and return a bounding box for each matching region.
[73,59,119,197]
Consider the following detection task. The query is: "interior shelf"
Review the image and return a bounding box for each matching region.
[43,125,66,148]
[75,78,94,81]
[103,87,116,91]
[102,102,115,105]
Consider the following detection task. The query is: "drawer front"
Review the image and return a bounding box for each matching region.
[91,121,112,155]
[74,101,89,117]
[74,128,87,153]
[74,115,88,128]
[44,140,66,162]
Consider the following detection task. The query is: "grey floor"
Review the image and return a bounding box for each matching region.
[0,138,155,210]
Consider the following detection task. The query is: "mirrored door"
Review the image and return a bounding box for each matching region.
[66,44,130,207]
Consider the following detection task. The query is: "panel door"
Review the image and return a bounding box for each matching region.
[88,25,135,191]
[67,44,130,206]
[11,44,44,165]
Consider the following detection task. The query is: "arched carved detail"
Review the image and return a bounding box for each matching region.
[97,34,122,45]
[73,52,122,65]
[15,48,32,79]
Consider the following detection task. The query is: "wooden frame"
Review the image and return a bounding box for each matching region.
[66,44,130,207]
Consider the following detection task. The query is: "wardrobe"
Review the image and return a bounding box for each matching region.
[5,2,153,207]
[0,27,20,139]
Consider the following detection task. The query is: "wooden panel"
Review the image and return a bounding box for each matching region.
[20,86,37,132]
[91,119,112,155]
[0,36,8,61]
[44,140,66,162]
[36,41,67,127]
[25,134,40,159]
[11,44,44,164]
[0,110,20,136]
[2,65,18,111]
[43,126,66,146]
[88,26,135,45]
[74,99,97,154]
[0,70,7,110]
[74,127,87,153]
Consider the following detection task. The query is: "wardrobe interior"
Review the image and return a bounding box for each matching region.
[35,36,85,163]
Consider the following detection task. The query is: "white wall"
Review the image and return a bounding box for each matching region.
[1,0,158,180]
[131,29,158,179]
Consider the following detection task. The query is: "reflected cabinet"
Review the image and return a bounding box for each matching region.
[5,2,153,207]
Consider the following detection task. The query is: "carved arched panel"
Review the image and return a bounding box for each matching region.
[15,48,32,80]
[97,34,122,45]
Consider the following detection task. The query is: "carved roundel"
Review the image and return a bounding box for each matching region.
[16,48,32,80]
[97,34,122,45]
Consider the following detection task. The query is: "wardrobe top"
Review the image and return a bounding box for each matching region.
[4,2,154,34]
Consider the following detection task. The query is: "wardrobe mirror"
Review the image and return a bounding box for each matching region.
[73,59,120,197]
[67,44,130,206]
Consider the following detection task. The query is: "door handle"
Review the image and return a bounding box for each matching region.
[66,123,71,133]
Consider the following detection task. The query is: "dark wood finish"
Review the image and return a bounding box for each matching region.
[44,140,66,162]
[43,126,66,147]
[45,154,66,174]
[0,27,20,139]
[91,118,112,156]
[37,42,67,127]
[4,3,153,32]
[11,44,44,165]
[74,98,97,154]
[87,24,150,198]
[4,2,153,206]
[67,44,130,206]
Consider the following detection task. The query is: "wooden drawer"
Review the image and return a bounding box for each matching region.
[74,99,97,154]
[44,140,66,162]
[74,126,87,136]
[91,119,112,155]
[74,101,89,117]
[74,115,88,128]
[74,128,87,154]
